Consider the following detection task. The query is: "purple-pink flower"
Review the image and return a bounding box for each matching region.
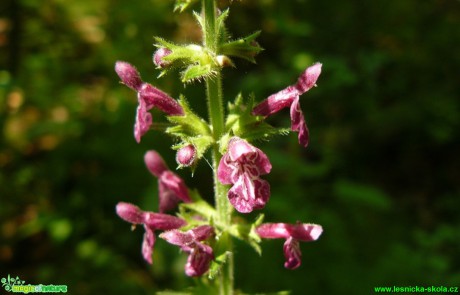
[256,222,323,269]
[144,150,192,212]
[160,225,215,277]
[116,202,187,264]
[252,63,322,147]
[218,137,272,213]
[115,61,184,143]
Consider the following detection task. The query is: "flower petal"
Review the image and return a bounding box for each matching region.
[158,179,181,213]
[227,137,255,162]
[252,86,298,117]
[286,223,323,242]
[295,63,322,94]
[251,178,270,210]
[256,223,323,241]
[160,171,191,203]
[217,153,236,185]
[139,83,184,116]
[185,244,214,277]
[116,202,144,224]
[143,212,186,231]
[228,174,269,213]
[283,237,302,269]
[142,225,155,264]
[115,61,143,91]
[134,98,153,143]
[144,150,169,178]
[290,96,309,147]
[189,225,215,241]
[160,229,194,248]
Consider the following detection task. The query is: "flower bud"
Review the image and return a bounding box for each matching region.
[153,48,172,68]
[176,144,196,167]
[115,61,143,91]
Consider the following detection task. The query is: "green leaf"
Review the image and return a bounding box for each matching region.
[216,9,230,44]
[220,31,263,63]
[181,64,215,83]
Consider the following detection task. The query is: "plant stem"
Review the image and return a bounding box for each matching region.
[202,0,234,294]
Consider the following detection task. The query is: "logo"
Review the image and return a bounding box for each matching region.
[1,275,67,293]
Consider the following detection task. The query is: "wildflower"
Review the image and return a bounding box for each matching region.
[218,137,272,213]
[252,63,322,147]
[176,144,196,167]
[144,150,192,212]
[115,61,184,143]
[256,222,323,269]
[160,225,215,277]
[116,202,187,264]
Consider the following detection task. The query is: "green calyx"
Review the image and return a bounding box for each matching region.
[225,93,290,142]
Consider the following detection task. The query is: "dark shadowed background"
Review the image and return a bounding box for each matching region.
[1,0,459,294]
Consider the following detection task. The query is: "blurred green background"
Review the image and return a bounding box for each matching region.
[1,0,459,294]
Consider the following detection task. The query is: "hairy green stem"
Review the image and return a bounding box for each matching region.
[202,0,234,294]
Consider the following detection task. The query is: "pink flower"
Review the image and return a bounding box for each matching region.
[217,137,272,213]
[115,61,184,143]
[116,202,187,264]
[252,63,322,147]
[144,150,192,212]
[256,222,323,269]
[160,225,215,277]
